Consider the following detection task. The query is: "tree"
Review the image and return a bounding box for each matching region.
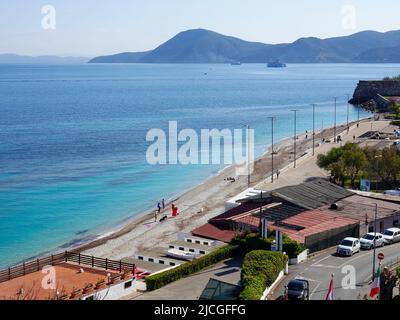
[364,146,400,188]
[390,102,400,119]
[342,143,367,187]
[317,143,366,187]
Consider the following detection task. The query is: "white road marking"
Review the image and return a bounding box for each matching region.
[337,252,370,268]
[311,255,334,266]
[311,264,338,269]
[310,283,321,300]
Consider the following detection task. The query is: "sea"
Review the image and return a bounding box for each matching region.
[0,63,399,268]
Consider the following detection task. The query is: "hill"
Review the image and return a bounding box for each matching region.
[89,28,400,64]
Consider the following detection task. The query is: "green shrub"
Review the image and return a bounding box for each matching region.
[282,237,307,258]
[390,120,400,127]
[231,233,306,258]
[145,244,239,291]
[239,250,288,300]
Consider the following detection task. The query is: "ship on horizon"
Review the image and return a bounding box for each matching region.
[267,59,287,68]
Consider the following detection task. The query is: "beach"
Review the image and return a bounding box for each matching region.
[80,116,388,261]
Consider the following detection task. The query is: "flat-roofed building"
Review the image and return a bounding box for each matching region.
[320,194,400,235]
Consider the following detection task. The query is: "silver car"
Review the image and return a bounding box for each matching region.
[337,237,360,256]
[360,233,385,250]
[382,228,400,244]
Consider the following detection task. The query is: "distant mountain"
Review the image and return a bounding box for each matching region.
[0,54,89,64]
[140,29,271,63]
[89,28,400,64]
[355,45,400,63]
[89,51,150,63]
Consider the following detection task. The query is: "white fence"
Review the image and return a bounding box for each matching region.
[289,249,309,265]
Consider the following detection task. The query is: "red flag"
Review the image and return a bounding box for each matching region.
[326,274,334,300]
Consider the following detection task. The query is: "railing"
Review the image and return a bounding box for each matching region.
[383,255,400,270]
[0,251,135,284]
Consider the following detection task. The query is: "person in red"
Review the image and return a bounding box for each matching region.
[172,204,178,217]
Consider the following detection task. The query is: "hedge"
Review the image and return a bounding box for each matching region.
[231,233,306,258]
[240,250,288,300]
[145,244,239,291]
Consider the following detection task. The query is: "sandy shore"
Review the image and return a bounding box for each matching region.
[79,116,389,260]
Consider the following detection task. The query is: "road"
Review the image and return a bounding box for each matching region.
[270,242,400,300]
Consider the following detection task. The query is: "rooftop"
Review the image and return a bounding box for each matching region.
[0,251,136,300]
[0,263,119,300]
[241,178,353,210]
[272,179,353,209]
[192,223,238,243]
[320,194,400,221]
[269,210,359,243]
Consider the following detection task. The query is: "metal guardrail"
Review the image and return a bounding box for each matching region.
[383,255,400,269]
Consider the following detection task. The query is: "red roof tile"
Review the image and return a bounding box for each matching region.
[268,210,359,243]
[210,202,262,222]
[192,223,237,243]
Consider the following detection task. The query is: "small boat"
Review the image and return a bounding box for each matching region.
[230,61,241,65]
[267,59,287,68]
[166,249,196,261]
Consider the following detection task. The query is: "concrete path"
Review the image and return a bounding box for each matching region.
[132,256,243,300]
[256,119,392,191]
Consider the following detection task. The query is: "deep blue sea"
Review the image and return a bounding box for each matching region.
[0,63,399,268]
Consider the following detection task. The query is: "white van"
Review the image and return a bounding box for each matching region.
[382,228,400,244]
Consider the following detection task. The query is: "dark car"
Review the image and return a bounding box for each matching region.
[287,279,310,300]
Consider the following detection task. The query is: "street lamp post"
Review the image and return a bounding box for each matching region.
[268,116,276,183]
[334,97,337,143]
[312,104,316,156]
[372,203,378,282]
[291,110,299,168]
[346,94,350,133]
[246,125,250,188]
[357,98,360,128]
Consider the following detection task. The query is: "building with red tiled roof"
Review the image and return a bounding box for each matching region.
[233,210,359,252]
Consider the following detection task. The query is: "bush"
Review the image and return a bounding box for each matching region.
[240,250,288,300]
[145,244,239,291]
[231,233,306,258]
[390,120,400,127]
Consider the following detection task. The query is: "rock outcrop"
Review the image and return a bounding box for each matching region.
[349,80,400,112]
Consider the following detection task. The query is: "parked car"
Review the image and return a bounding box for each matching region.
[382,228,400,244]
[286,279,310,300]
[336,237,360,256]
[360,233,385,249]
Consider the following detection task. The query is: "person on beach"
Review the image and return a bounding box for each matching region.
[276,170,280,180]
[154,210,158,222]
[172,204,178,217]
[162,198,165,209]
[157,202,161,213]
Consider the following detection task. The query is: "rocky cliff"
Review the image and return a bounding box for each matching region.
[349,80,400,111]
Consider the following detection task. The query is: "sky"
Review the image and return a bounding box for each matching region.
[0,0,399,57]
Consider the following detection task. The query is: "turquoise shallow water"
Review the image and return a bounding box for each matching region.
[0,63,398,268]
